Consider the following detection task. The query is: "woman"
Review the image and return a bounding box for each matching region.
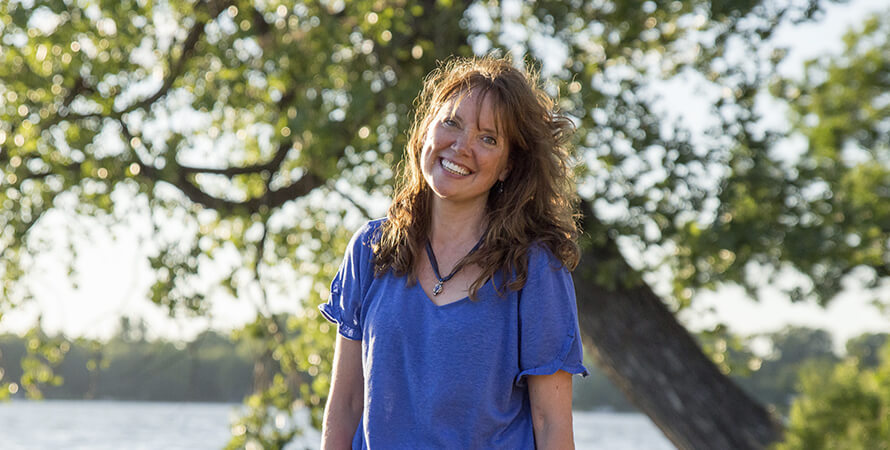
[319,55,588,449]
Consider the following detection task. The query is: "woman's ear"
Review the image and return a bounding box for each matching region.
[499,159,512,182]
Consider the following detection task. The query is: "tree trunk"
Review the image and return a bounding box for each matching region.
[253,350,274,394]
[575,201,782,449]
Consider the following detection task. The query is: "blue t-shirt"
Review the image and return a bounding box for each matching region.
[319,219,588,449]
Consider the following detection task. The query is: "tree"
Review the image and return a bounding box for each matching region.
[847,333,890,369]
[776,341,890,450]
[2,0,885,448]
[735,327,839,411]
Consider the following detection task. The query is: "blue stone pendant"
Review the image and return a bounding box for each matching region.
[433,281,443,296]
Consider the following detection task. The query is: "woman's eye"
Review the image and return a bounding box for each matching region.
[443,118,458,127]
[482,136,497,146]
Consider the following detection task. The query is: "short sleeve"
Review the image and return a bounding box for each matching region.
[318,220,381,341]
[515,245,589,386]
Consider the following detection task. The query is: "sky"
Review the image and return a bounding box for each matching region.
[3,0,888,353]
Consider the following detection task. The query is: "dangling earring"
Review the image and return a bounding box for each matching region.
[497,180,504,194]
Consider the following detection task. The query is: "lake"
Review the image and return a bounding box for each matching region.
[0,400,673,449]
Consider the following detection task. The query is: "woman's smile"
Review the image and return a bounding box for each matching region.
[440,158,471,176]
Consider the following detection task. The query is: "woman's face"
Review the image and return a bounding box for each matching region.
[420,89,511,209]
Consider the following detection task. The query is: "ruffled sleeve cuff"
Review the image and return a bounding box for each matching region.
[319,302,362,341]
[514,333,589,386]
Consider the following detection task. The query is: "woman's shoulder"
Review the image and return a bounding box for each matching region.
[526,241,569,272]
[350,217,387,244]
[339,218,387,263]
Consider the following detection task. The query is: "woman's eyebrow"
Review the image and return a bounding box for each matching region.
[475,116,499,135]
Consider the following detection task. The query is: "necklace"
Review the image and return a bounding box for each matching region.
[425,234,485,296]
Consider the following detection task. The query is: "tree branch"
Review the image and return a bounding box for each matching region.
[172,168,323,213]
[128,20,205,113]
[120,116,323,214]
[179,141,293,177]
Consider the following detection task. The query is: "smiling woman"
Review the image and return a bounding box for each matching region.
[319,55,587,449]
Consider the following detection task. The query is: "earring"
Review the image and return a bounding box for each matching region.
[497,180,504,194]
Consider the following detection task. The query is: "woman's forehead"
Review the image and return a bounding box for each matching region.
[437,88,505,133]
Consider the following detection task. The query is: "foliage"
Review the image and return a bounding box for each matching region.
[225,310,338,448]
[846,332,889,369]
[0,326,69,400]
[753,8,890,304]
[696,323,763,377]
[776,341,890,450]
[2,0,887,446]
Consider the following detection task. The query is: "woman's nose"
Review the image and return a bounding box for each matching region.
[451,132,469,154]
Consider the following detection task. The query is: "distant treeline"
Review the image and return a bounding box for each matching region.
[0,322,256,402]
[573,326,886,414]
[0,321,886,413]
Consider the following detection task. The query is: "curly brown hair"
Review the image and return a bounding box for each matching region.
[373,55,580,298]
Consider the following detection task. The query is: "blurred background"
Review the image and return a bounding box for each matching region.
[1,0,888,448]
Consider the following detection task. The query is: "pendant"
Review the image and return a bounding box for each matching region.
[433,281,443,296]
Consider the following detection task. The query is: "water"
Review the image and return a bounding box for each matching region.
[573,411,674,449]
[0,401,247,450]
[0,401,673,449]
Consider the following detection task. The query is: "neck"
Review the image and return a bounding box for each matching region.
[429,197,488,248]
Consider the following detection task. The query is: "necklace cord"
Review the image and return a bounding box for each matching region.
[425,235,485,295]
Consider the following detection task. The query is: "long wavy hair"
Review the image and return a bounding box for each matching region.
[373,55,580,299]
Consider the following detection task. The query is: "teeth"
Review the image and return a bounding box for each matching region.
[441,159,470,175]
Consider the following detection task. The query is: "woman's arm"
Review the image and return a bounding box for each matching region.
[528,370,575,449]
[321,335,364,450]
